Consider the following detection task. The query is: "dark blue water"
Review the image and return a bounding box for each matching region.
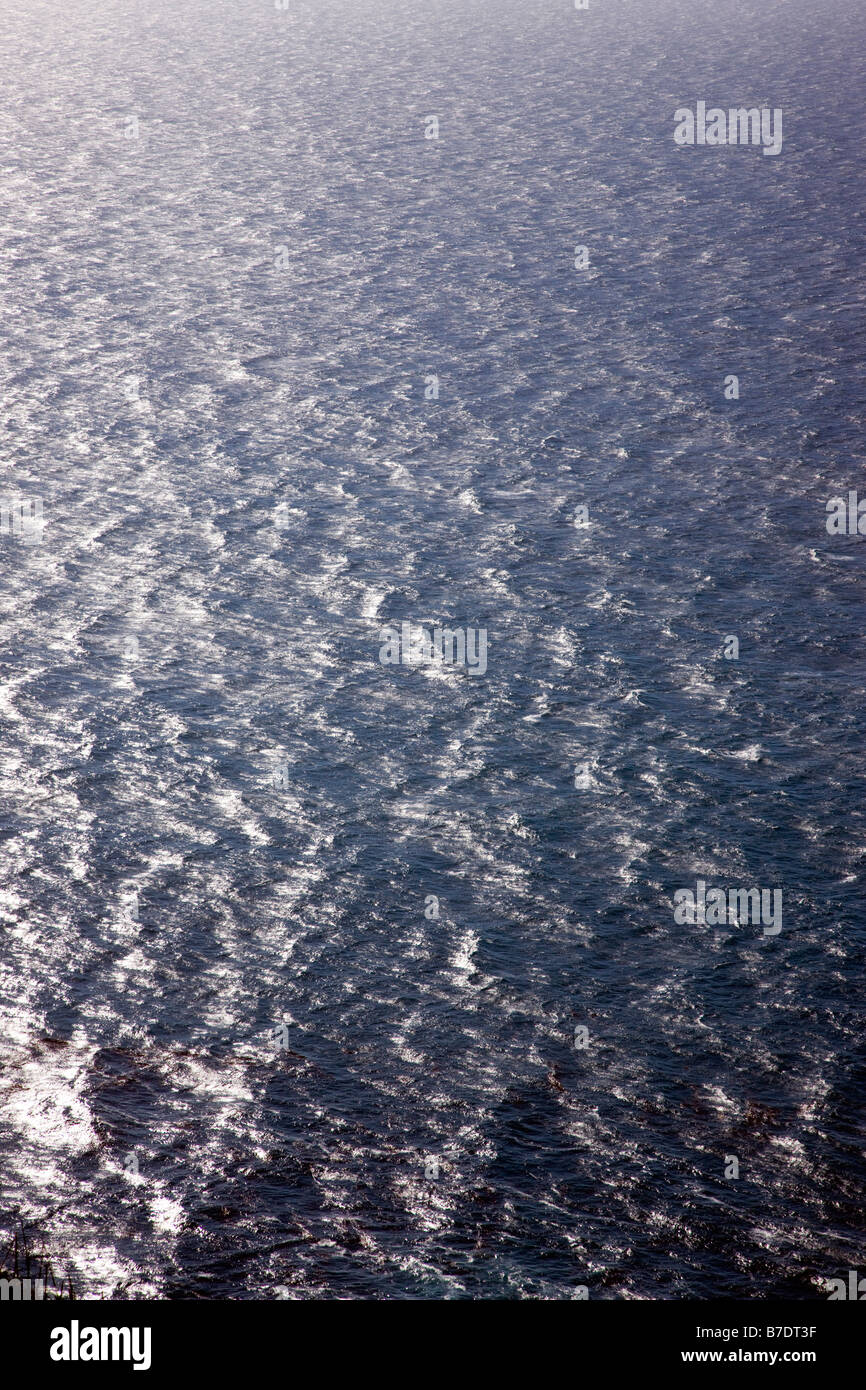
[1,0,864,1299]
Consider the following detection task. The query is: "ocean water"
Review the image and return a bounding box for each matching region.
[1,0,865,1299]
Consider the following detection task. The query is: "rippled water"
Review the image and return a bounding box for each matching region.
[1,0,865,1299]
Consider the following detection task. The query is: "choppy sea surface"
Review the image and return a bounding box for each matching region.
[1,0,864,1299]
